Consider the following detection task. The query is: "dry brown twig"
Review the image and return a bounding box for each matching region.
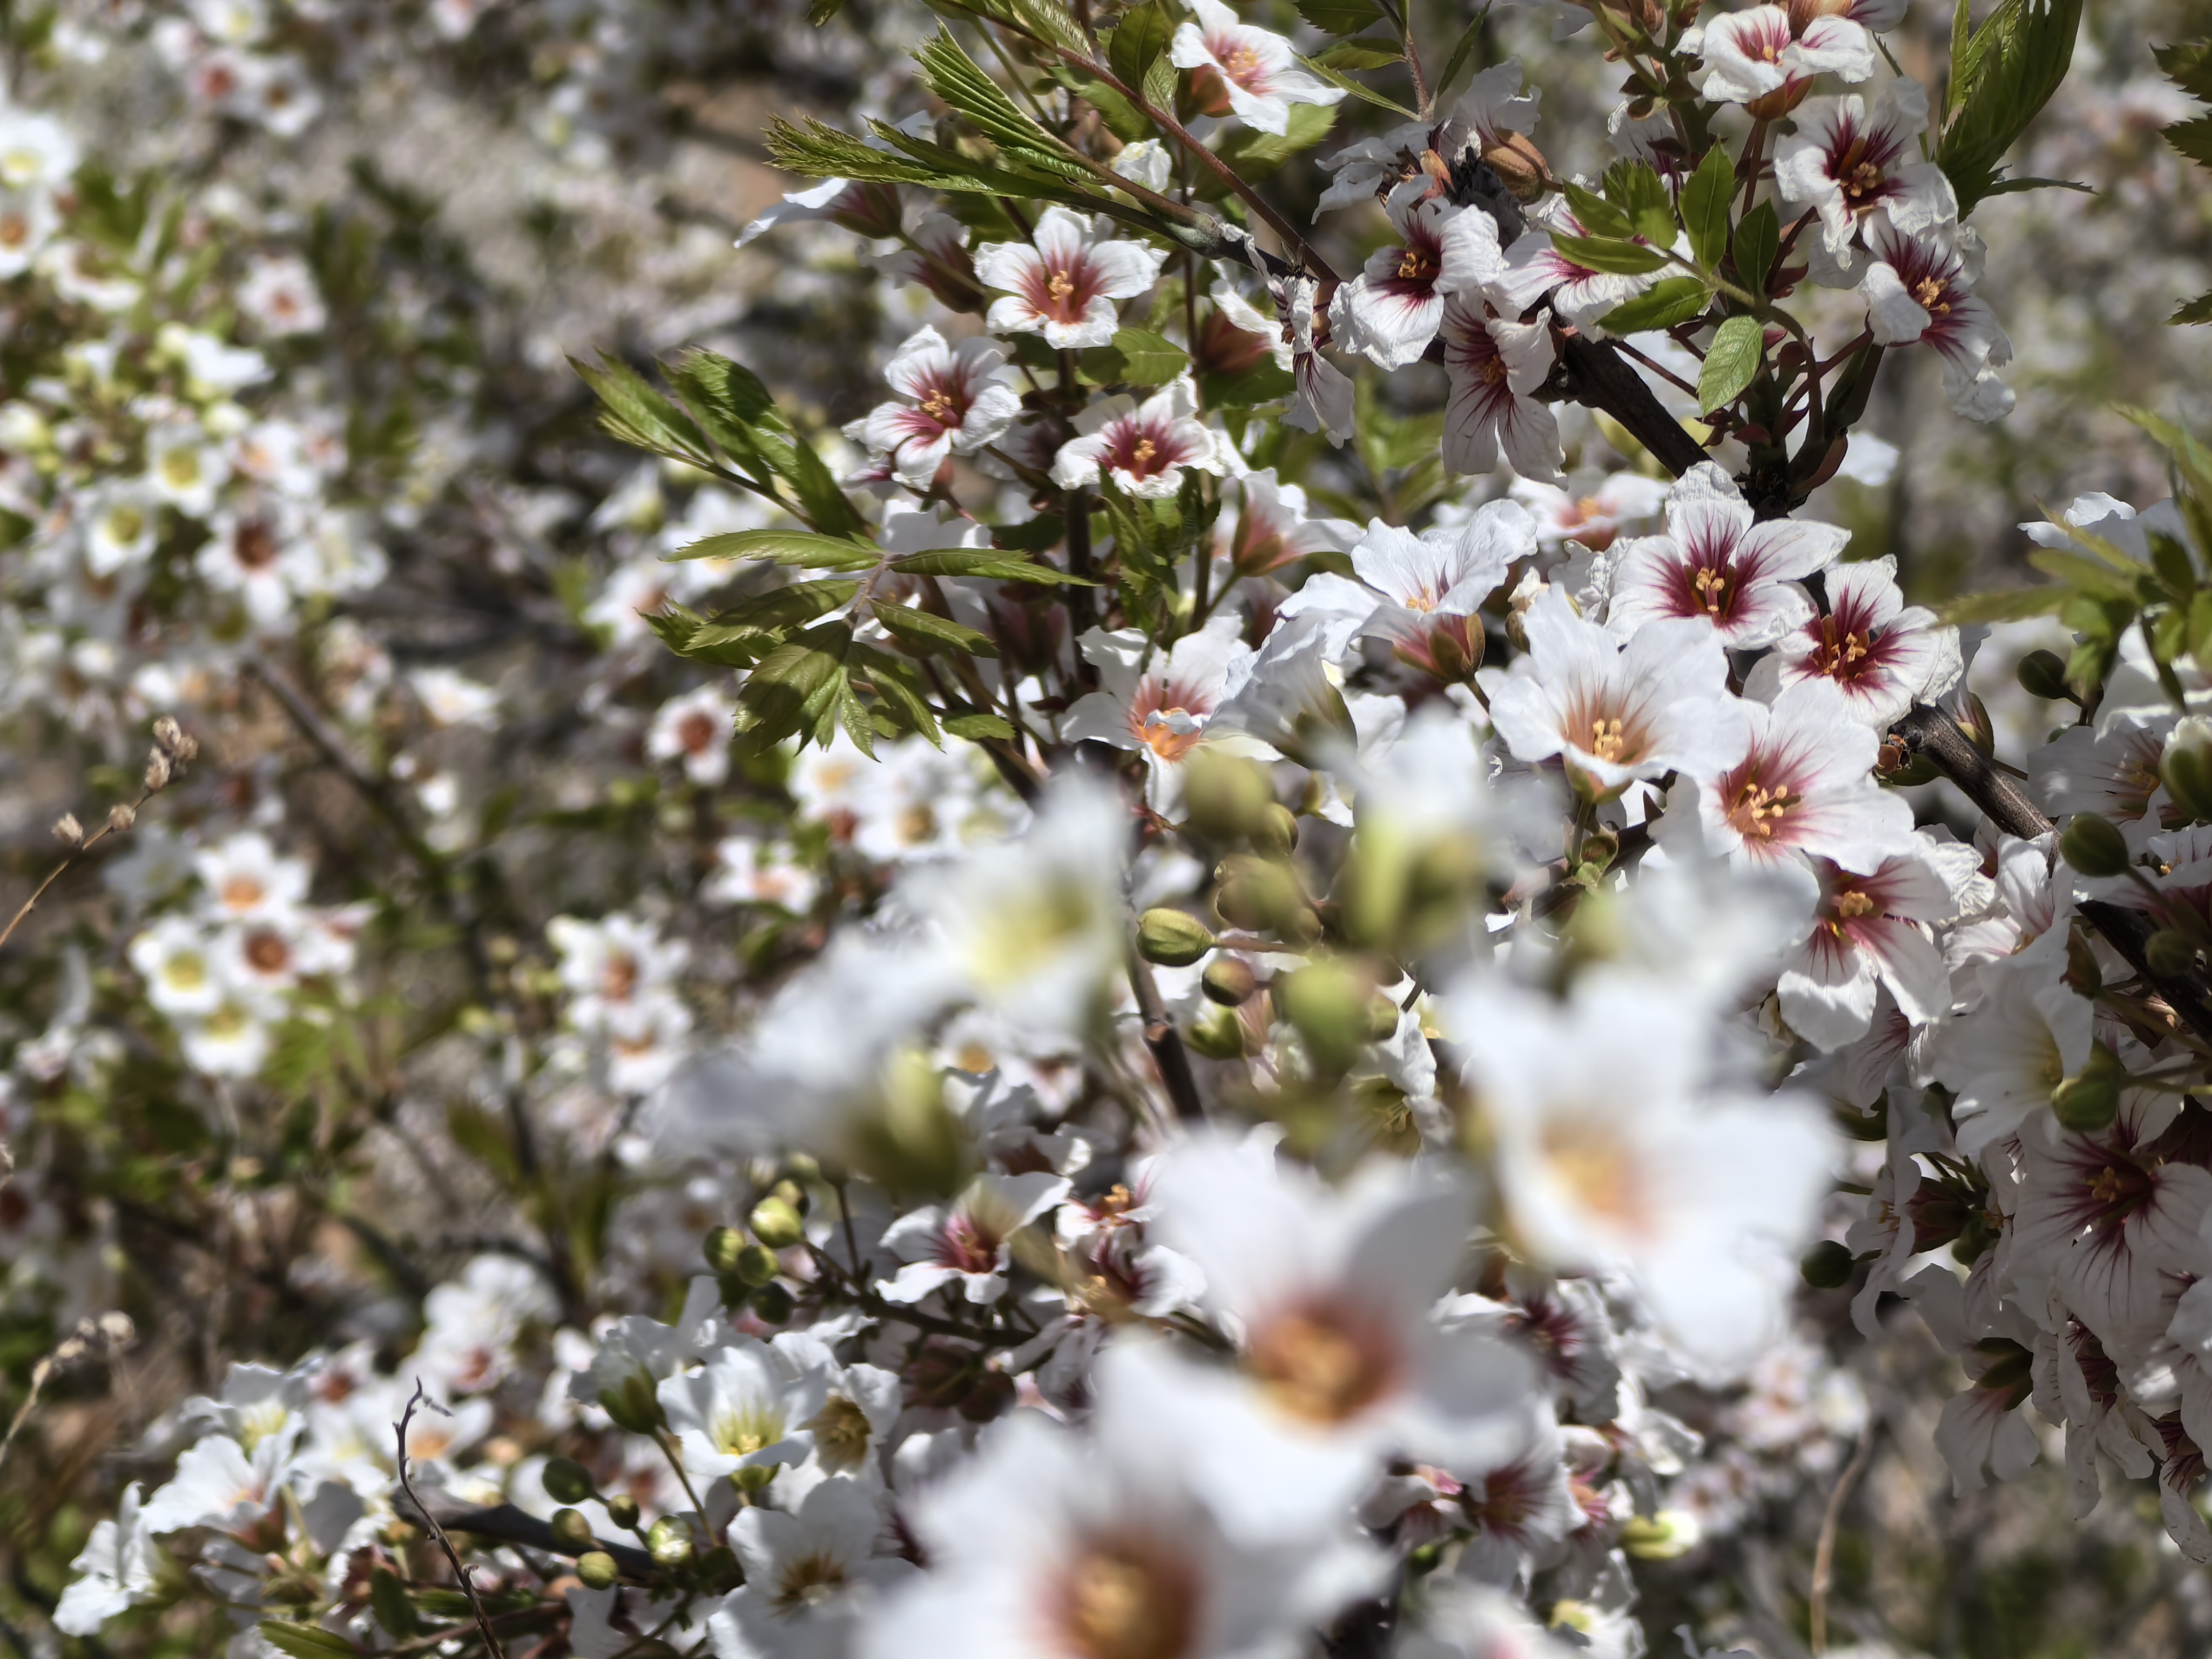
[397,1380,508,1659]
[1810,1421,1880,1655]
[0,1311,135,1485]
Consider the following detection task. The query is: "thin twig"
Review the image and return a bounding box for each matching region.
[1127,951,1206,1122]
[397,1382,508,1659]
[1810,1422,1879,1655]
[0,1314,133,1484]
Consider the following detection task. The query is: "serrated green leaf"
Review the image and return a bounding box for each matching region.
[1315,41,1402,69]
[259,1623,362,1659]
[1083,326,1190,386]
[736,623,853,752]
[1296,0,1384,33]
[1697,315,1764,414]
[847,643,943,744]
[2153,39,2212,103]
[889,550,1090,583]
[1293,54,1416,118]
[2027,547,2144,602]
[1595,276,1712,335]
[1731,201,1779,293]
[696,579,861,639]
[918,30,1076,168]
[1550,232,1669,276]
[1681,145,1734,269]
[1602,160,1675,245]
[1144,51,1179,118]
[837,685,879,757]
[2168,116,2212,167]
[1934,586,2069,624]
[1562,179,1634,241]
[874,600,999,656]
[667,529,879,570]
[1938,0,2085,214]
[992,514,1065,552]
[1109,0,1175,87]
[2168,291,2212,326]
[571,355,712,467]
[1070,73,1151,142]
[944,711,1017,740]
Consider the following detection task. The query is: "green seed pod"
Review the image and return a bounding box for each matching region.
[1799,1239,1855,1290]
[1137,907,1216,967]
[1201,956,1258,1006]
[703,1225,747,1276]
[1277,960,1373,1074]
[1250,802,1299,860]
[1363,992,1402,1042]
[541,1456,595,1507]
[748,1195,805,1250]
[2164,717,2212,824]
[751,1282,795,1325]
[605,1493,641,1531]
[599,1371,665,1436]
[550,1508,596,1554]
[768,1178,809,1216]
[734,1243,782,1287]
[1184,1003,1249,1061]
[2052,1043,2126,1134]
[1182,753,1274,840]
[731,1464,778,1493]
[646,1517,694,1570]
[576,1551,619,1591]
[2147,928,2199,979]
[2015,648,2071,702]
[2058,812,2132,879]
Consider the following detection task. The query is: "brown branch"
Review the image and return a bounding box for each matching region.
[1128,952,1207,1121]
[1549,333,1711,478]
[1810,1421,1878,1655]
[1890,704,2212,1047]
[397,1384,509,1658]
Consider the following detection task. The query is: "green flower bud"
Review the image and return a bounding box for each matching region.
[749,1195,805,1250]
[550,1508,596,1554]
[599,1371,665,1436]
[2147,928,2200,979]
[1137,907,1216,967]
[1202,956,1258,1006]
[541,1456,596,1507]
[1799,1239,1855,1290]
[731,1464,778,1493]
[2058,812,2132,879]
[605,1494,641,1531]
[576,1551,620,1591]
[785,1154,823,1183]
[768,1178,809,1216]
[1182,753,1274,840]
[2052,1043,2127,1134]
[1619,1510,1700,1561]
[1250,802,1299,860]
[2164,717,2212,824]
[1278,959,1373,1075]
[1363,992,1402,1042]
[734,1243,782,1287]
[1959,692,1996,758]
[646,1517,693,1570]
[1184,1003,1249,1061]
[703,1225,747,1276]
[2016,648,2072,702]
[751,1282,795,1325]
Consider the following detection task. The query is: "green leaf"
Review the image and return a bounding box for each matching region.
[1083,326,1190,386]
[2169,291,2212,326]
[1315,41,1403,69]
[945,711,1017,740]
[571,355,711,467]
[1938,0,2085,214]
[807,0,846,22]
[2027,547,2144,602]
[918,30,1076,168]
[874,600,1000,656]
[1296,0,1384,33]
[1108,0,1175,87]
[838,685,880,757]
[1602,160,1675,246]
[1068,73,1151,142]
[1562,179,1635,241]
[889,550,1090,583]
[666,529,879,570]
[1293,54,1416,118]
[1549,232,1669,276]
[1595,276,1712,335]
[1203,357,1298,408]
[1143,51,1178,118]
[1680,145,1735,269]
[1697,315,1764,414]
[1976,175,2095,197]
[1935,586,2068,624]
[735,622,853,752]
[2169,116,2212,167]
[1731,201,1779,294]
[370,1569,420,1641]
[992,514,1065,552]
[690,580,862,647]
[2153,38,2212,102]
[1432,5,1493,102]
[847,643,943,744]
[260,1622,363,1658]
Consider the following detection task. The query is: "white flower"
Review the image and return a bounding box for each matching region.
[1744,554,1962,725]
[1438,299,1561,482]
[1856,212,2013,421]
[55,1485,160,1636]
[1064,615,1264,812]
[1606,464,1847,647]
[547,912,690,1035]
[648,685,738,787]
[1928,929,2095,1158]
[140,1431,295,1538]
[1491,209,1656,338]
[1169,0,1344,135]
[975,208,1167,350]
[705,838,820,913]
[129,915,226,1018]
[82,482,161,576]
[414,1255,558,1396]
[1480,587,1749,794]
[1051,374,1224,500]
[709,1478,915,1659]
[879,1169,1070,1305]
[1773,79,1956,260]
[408,664,503,728]
[1212,272,1355,444]
[851,326,1021,490]
[1778,847,1963,1050]
[0,182,59,276]
[195,832,311,922]
[1206,467,1359,577]
[0,107,79,192]
[1332,184,1503,369]
[239,253,328,336]
[1694,4,1873,109]
[1454,971,1837,1373]
[658,1339,825,1480]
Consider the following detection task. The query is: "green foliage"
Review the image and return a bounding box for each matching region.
[1680,145,1734,271]
[1597,278,1712,335]
[1698,316,1764,414]
[2156,39,2212,324]
[1294,0,1384,34]
[1938,0,2085,214]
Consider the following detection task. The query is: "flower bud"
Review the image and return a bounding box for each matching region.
[2016,649,2072,703]
[599,1371,665,1436]
[52,812,84,847]
[1363,992,1402,1042]
[576,1551,619,1591]
[1137,907,1216,967]
[2058,813,2131,879]
[1202,956,1258,1006]
[1958,693,1996,758]
[550,1508,596,1554]
[1799,1239,1854,1289]
[2147,929,2199,979]
[646,1518,693,1570]
[1184,1003,1249,1060]
[748,1196,805,1250]
[2164,717,2212,825]
[734,1243,782,1287]
[703,1225,747,1276]
[1278,960,1374,1074]
[605,1494,641,1531]
[2052,1044,2126,1134]
[768,1178,808,1215]
[751,1282,795,1325]
[541,1457,596,1506]
[1481,132,1552,201]
[144,748,173,791]
[731,1464,778,1493]
[107,802,137,833]
[1182,753,1274,840]
[1619,1510,1701,1561]
[1250,802,1299,860]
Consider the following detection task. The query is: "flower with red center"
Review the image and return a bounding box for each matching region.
[1750,554,1962,725]
[1438,297,1561,483]
[1050,375,1224,501]
[1209,468,1359,579]
[1608,463,1847,647]
[1064,615,1264,813]
[1492,202,1662,337]
[1211,272,1355,444]
[1698,677,1917,887]
[1934,1334,2040,1494]
[1858,211,2013,421]
[646,684,738,787]
[850,325,1020,490]
[1332,182,1503,369]
[1778,846,1961,1049]
[1775,79,1955,259]
[1169,0,1344,136]
[878,1170,1070,1306]
[1509,473,1669,554]
[1694,3,1873,115]
[975,206,1168,350]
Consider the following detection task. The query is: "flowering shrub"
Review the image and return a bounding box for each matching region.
[4,1,2212,1657]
